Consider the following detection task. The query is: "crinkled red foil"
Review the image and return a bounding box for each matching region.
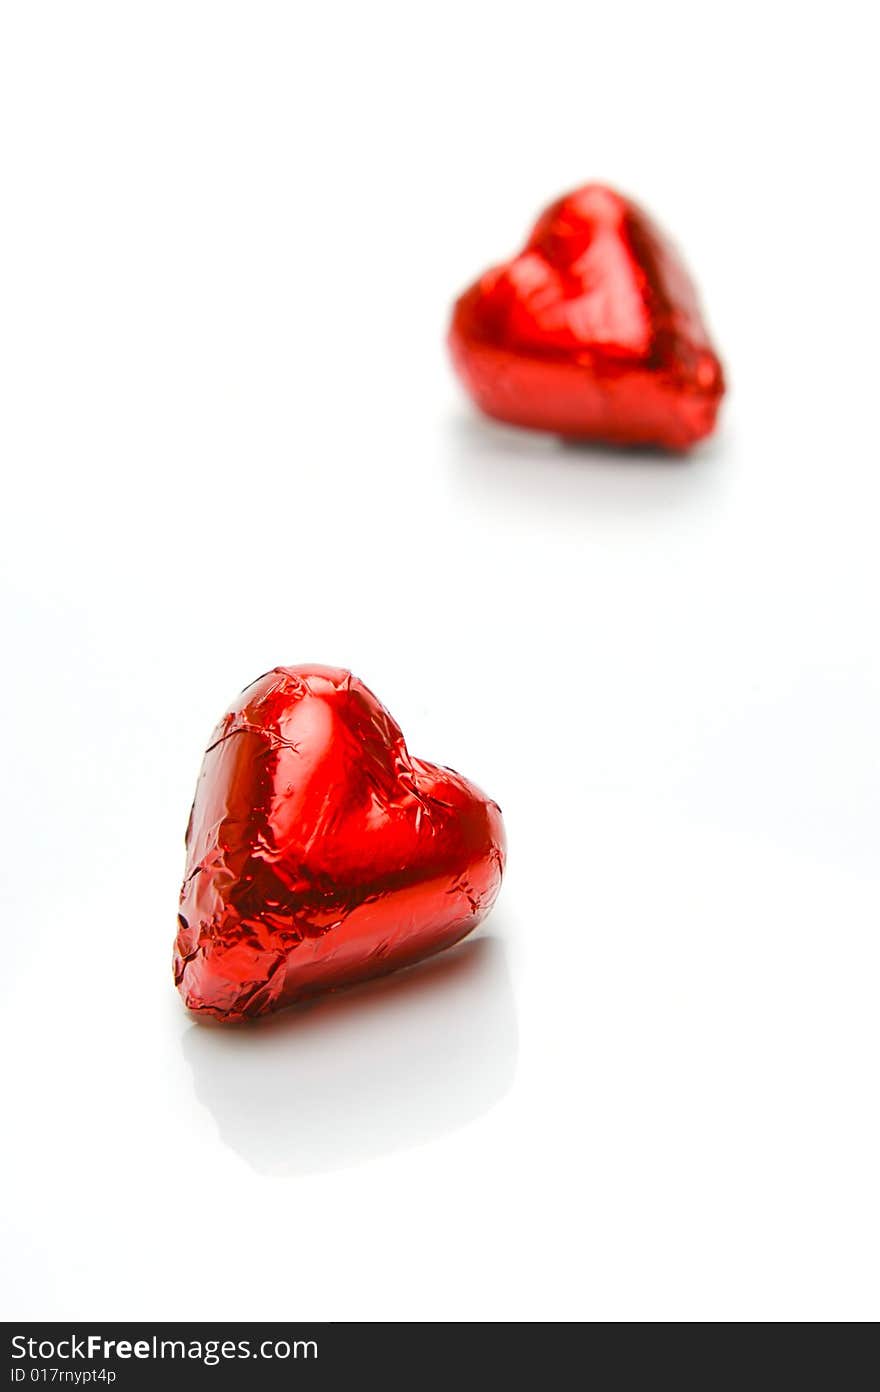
[174,666,506,1022]
[449,184,724,450]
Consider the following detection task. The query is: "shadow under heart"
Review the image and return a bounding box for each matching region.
[181,933,518,1175]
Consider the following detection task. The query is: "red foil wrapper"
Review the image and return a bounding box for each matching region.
[449,184,724,450]
[174,666,506,1022]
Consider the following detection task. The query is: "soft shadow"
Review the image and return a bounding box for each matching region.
[181,934,517,1175]
[450,413,727,522]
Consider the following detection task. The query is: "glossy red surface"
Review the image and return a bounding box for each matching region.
[449,184,724,450]
[174,666,506,1021]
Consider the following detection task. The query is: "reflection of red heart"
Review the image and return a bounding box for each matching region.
[449,184,724,450]
[174,666,506,1022]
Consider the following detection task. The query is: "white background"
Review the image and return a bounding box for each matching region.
[1,1,878,1322]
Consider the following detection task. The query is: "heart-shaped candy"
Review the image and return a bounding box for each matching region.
[449,183,724,450]
[174,666,506,1021]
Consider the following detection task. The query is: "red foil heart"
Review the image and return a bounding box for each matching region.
[449,184,724,450]
[173,666,506,1021]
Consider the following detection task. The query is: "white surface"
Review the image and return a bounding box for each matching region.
[1,1,878,1323]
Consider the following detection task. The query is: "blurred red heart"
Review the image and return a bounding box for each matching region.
[174,666,506,1021]
[449,183,724,450]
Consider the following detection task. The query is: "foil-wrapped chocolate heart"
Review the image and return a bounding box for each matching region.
[174,666,506,1021]
[449,183,724,450]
